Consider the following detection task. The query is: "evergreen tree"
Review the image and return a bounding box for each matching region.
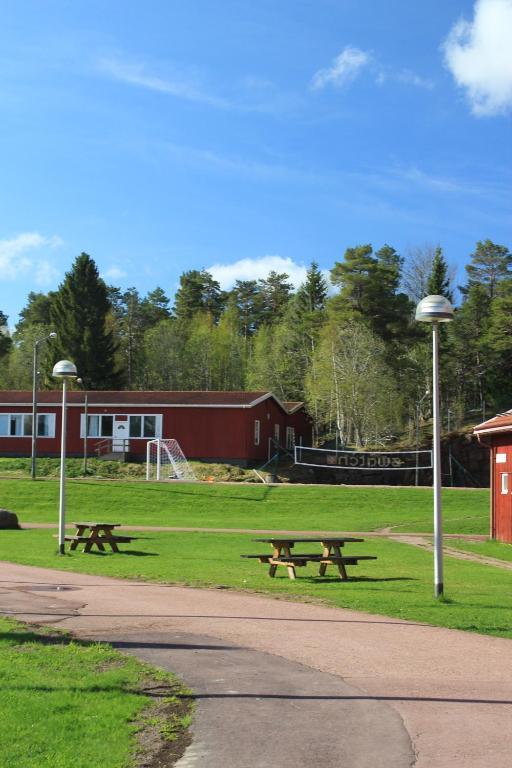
[173,270,225,322]
[0,311,11,359]
[257,271,293,324]
[230,280,261,338]
[50,252,120,389]
[295,262,327,313]
[427,247,453,300]
[141,287,171,327]
[16,292,55,332]
[465,240,512,299]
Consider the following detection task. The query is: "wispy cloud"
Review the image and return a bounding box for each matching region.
[443,0,512,116]
[97,54,231,109]
[312,46,433,92]
[0,233,62,284]
[311,47,371,90]
[101,265,128,281]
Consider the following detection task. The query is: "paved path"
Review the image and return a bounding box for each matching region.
[1,561,511,768]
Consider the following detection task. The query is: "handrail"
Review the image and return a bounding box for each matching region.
[94,438,130,456]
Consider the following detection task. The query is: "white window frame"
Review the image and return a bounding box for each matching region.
[0,412,55,438]
[254,419,261,446]
[286,426,295,450]
[80,413,162,439]
[501,473,509,495]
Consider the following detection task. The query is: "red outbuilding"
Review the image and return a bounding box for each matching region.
[474,411,512,543]
[0,390,311,465]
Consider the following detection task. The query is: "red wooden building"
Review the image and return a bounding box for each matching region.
[0,390,311,465]
[474,411,512,543]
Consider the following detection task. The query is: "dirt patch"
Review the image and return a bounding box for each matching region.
[134,679,193,768]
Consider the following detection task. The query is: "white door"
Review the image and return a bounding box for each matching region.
[113,418,129,450]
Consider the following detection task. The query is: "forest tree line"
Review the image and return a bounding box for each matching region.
[0,238,511,447]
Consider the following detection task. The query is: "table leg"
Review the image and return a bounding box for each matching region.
[70,525,87,551]
[319,544,330,576]
[333,545,348,580]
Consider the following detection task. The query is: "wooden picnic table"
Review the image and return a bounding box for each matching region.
[65,522,136,553]
[242,537,376,580]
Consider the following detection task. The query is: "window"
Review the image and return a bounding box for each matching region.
[82,413,161,439]
[254,419,260,446]
[83,415,113,438]
[0,413,54,438]
[274,424,280,444]
[143,416,156,438]
[129,415,142,437]
[501,473,509,495]
[286,427,295,450]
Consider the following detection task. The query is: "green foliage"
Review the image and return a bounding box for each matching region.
[427,247,453,300]
[50,253,121,389]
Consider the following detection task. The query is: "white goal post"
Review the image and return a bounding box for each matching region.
[294,445,433,471]
[146,439,197,481]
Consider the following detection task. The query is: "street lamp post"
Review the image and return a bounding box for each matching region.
[31,332,57,480]
[76,378,88,476]
[52,360,78,555]
[416,295,454,598]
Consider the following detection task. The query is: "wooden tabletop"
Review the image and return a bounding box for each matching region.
[72,522,121,528]
[253,537,364,543]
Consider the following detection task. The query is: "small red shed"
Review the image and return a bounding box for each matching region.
[0,390,312,465]
[474,411,512,543]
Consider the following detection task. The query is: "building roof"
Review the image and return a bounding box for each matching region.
[0,390,304,414]
[473,411,512,436]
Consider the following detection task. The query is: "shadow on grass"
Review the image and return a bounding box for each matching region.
[71,480,274,503]
[84,550,159,557]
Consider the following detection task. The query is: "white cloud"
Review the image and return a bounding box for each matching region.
[0,233,62,283]
[97,54,230,109]
[102,265,128,281]
[443,0,512,116]
[208,256,311,290]
[311,47,371,90]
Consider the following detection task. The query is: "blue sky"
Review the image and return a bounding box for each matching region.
[1,0,511,326]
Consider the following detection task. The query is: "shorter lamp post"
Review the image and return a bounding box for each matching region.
[415,295,454,597]
[31,331,57,480]
[52,360,78,555]
[76,378,88,476]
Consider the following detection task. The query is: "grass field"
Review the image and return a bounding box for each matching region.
[0,616,192,768]
[0,477,489,533]
[2,527,511,639]
[446,539,512,562]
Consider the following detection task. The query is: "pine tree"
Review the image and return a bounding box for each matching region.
[427,247,453,300]
[173,270,225,322]
[50,252,120,389]
[465,240,512,299]
[0,311,11,359]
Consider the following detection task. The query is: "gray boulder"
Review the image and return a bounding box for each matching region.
[0,509,20,529]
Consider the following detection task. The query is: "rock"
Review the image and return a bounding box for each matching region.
[0,509,20,529]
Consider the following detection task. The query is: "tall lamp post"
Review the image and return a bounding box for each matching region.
[52,360,78,555]
[415,295,454,597]
[31,332,57,480]
[76,378,88,476]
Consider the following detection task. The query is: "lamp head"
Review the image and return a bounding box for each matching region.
[415,295,454,323]
[52,360,78,379]
[48,332,57,340]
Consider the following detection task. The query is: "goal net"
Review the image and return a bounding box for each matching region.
[146,439,197,481]
[294,445,432,471]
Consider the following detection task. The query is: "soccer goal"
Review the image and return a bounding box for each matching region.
[146,439,197,481]
[294,445,432,472]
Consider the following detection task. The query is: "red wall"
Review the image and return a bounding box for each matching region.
[487,435,512,543]
[0,399,312,464]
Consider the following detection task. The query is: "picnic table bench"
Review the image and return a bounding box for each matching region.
[241,537,376,580]
[65,522,137,553]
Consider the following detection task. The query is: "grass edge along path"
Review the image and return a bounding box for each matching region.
[1,529,511,640]
[0,615,193,768]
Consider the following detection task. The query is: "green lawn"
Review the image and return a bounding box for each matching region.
[446,539,512,563]
[0,616,192,768]
[2,528,511,639]
[0,477,490,534]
